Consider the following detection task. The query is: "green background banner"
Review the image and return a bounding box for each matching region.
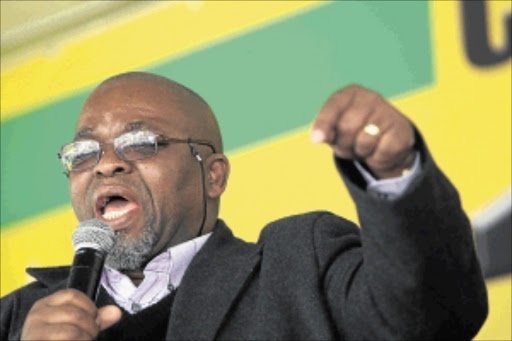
[1,1,432,227]
[1,1,510,339]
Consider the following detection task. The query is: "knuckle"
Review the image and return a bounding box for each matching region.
[365,157,385,171]
[29,299,45,312]
[22,323,86,341]
[58,289,79,301]
[354,147,370,159]
[368,92,382,104]
[66,289,87,302]
[355,140,376,158]
[314,115,331,127]
[377,138,408,163]
[357,137,375,151]
[44,304,96,328]
[330,90,346,103]
[26,301,52,321]
[346,84,363,91]
[379,141,401,158]
[332,146,352,159]
[65,289,79,300]
[67,306,88,322]
[350,106,370,118]
[57,324,87,340]
[338,115,365,137]
[334,84,359,97]
[337,119,358,137]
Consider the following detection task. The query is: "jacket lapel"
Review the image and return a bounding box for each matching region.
[166,220,262,340]
[26,266,70,288]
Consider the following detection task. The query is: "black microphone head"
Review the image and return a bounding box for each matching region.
[72,219,115,253]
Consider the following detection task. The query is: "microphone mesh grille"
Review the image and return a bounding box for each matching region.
[72,219,115,253]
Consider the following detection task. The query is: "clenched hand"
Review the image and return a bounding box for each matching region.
[21,289,121,340]
[312,85,416,179]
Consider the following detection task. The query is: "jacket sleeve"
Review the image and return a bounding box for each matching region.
[1,292,15,341]
[1,289,25,341]
[318,133,488,340]
[1,280,56,341]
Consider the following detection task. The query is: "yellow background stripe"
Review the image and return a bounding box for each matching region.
[1,1,510,339]
[1,1,323,121]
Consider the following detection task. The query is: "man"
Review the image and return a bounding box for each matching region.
[1,72,487,340]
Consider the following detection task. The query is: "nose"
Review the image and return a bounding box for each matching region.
[94,144,132,177]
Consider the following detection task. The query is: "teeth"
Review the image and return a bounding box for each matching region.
[102,209,129,220]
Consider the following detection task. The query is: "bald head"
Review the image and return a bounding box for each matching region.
[70,72,230,260]
[84,71,223,152]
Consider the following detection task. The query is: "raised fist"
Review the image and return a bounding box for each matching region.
[312,85,416,179]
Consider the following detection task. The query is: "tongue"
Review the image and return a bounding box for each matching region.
[104,200,139,214]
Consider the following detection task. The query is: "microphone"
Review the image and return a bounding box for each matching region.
[67,219,115,301]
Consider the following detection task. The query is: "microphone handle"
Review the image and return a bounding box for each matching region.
[67,248,106,301]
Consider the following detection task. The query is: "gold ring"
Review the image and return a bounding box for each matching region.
[363,123,380,136]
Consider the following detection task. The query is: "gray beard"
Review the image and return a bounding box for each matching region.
[105,224,158,271]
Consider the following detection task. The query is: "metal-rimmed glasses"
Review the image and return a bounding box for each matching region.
[57,130,216,175]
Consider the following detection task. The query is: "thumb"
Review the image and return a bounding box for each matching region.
[96,305,122,330]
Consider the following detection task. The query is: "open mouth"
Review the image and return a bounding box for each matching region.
[96,192,140,223]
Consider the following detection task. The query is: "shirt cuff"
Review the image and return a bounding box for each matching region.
[353,152,421,200]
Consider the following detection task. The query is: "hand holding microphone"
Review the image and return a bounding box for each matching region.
[21,220,122,341]
[67,219,114,300]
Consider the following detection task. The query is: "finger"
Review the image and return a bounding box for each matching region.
[352,103,395,159]
[353,125,380,159]
[24,304,99,340]
[26,290,100,340]
[43,304,100,337]
[365,126,414,174]
[334,107,372,157]
[41,323,94,341]
[46,289,98,317]
[96,305,122,330]
[22,322,95,341]
[311,86,357,144]
[332,89,379,158]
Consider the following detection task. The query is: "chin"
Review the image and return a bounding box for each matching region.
[105,225,158,270]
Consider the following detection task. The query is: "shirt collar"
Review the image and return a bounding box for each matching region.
[101,232,211,313]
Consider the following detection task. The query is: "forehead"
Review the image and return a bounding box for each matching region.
[76,80,193,138]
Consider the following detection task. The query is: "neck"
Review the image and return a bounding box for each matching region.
[122,270,145,286]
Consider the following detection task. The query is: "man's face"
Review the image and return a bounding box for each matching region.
[69,80,205,270]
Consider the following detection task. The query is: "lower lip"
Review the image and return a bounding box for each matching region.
[96,205,141,230]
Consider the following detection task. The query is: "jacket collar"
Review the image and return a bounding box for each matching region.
[25,220,262,340]
[26,266,70,288]
[166,219,262,340]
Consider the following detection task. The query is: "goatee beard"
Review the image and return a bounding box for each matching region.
[105,224,158,271]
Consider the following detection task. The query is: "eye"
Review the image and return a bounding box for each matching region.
[156,139,170,148]
[121,140,155,157]
[115,131,158,160]
[72,150,97,167]
[61,140,100,171]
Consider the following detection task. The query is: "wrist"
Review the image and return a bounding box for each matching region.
[370,150,416,180]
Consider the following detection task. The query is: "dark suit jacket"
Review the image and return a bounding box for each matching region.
[1,148,488,340]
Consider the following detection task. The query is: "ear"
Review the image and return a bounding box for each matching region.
[205,153,230,199]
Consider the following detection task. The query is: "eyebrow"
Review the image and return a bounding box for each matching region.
[74,121,156,140]
[75,128,93,139]
[126,121,153,131]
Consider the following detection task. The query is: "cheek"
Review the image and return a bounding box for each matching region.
[140,152,193,189]
[139,159,200,214]
[140,163,184,205]
[69,175,89,219]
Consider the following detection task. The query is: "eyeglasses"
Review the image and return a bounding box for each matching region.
[58,130,216,174]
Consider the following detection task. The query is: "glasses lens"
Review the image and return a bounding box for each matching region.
[60,140,100,172]
[115,130,157,161]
